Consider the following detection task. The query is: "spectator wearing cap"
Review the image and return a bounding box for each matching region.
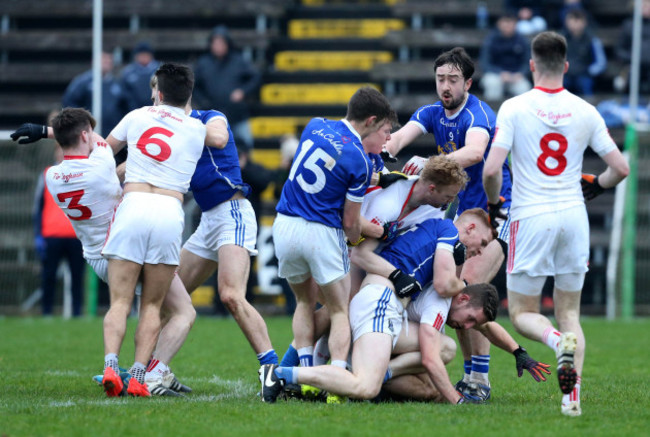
[120,41,161,111]
[479,13,532,101]
[193,25,261,150]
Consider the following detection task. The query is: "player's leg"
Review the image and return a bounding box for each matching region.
[177,248,218,294]
[288,277,318,366]
[383,373,443,402]
[65,238,86,317]
[318,274,351,365]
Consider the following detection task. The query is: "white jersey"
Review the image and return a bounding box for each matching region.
[361,177,444,230]
[492,87,617,221]
[406,284,452,331]
[110,105,206,193]
[45,141,122,259]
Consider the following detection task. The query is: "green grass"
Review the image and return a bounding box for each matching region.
[1,316,649,436]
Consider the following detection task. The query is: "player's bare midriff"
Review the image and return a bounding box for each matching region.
[124,182,183,202]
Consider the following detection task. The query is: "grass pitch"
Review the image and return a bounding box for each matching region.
[1,315,649,436]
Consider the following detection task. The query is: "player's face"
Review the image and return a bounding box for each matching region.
[446,300,488,330]
[363,119,393,155]
[435,64,470,112]
[459,223,491,258]
[427,183,460,208]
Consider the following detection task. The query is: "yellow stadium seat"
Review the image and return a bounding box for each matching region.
[275,51,393,72]
[289,19,404,39]
[250,116,312,138]
[261,83,379,105]
[191,285,215,307]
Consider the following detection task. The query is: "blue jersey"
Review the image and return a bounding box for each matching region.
[189,110,251,212]
[409,94,512,214]
[380,218,459,290]
[276,118,373,228]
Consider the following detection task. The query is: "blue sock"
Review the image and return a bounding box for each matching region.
[280,344,299,367]
[471,355,490,384]
[383,367,393,383]
[257,349,279,366]
[274,366,298,385]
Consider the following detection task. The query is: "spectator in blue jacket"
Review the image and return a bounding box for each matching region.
[562,8,606,97]
[480,14,532,101]
[193,25,261,150]
[120,41,161,111]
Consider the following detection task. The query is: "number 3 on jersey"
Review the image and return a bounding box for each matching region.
[536,133,567,176]
[57,190,92,220]
[288,139,337,194]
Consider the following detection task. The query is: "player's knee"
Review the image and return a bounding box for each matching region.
[219,288,246,313]
[440,339,457,364]
[355,380,382,400]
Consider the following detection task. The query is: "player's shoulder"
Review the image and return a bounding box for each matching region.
[413,103,443,118]
[191,109,228,126]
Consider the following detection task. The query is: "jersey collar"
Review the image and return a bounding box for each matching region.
[63,155,89,160]
[534,86,565,94]
[340,119,362,143]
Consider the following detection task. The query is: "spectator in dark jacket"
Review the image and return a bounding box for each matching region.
[480,14,532,100]
[120,41,161,111]
[614,0,650,94]
[193,26,261,150]
[562,8,606,96]
[62,49,128,137]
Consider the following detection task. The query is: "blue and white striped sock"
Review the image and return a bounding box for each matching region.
[257,349,279,366]
[470,355,490,385]
[298,346,314,367]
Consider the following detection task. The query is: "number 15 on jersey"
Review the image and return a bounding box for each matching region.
[288,139,337,194]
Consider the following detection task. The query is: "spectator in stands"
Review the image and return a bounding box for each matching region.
[33,127,85,317]
[193,25,261,150]
[562,8,606,97]
[61,49,128,137]
[614,0,650,94]
[480,14,532,101]
[505,0,548,35]
[120,41,161,111]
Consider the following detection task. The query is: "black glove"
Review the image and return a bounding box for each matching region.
[379,150,398,163]
[10,123,48,144]
[380,221,399,242]
[453,241,466,266]
[487,196,507,229]
[581,173,605,201]
[389,269,421,298]
[513,346,551,382]
[376,171,408,189]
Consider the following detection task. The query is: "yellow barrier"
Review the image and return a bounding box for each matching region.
[275,51,393,72]
[191,285,215,307]
[289,19,404,39]
[250,116,312,138]
[261,83,379,105]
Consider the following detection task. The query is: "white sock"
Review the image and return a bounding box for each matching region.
[313,335,330,366]
[298,346,314,367]
[542,326,561,353]
[145,358,169,377]
[562,376,581,405]
[104,353,119,372]
[331,360,347,369]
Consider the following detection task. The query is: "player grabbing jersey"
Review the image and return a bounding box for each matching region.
[483,31,629,417]
[260,87,397,403]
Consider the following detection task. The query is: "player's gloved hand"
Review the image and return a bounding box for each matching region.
[401,155,427,176]
[347,236,366,247]
[581,173,605,201]
[453,241,466,266]
[487,196,507,229]
[379,149,398,163]
[380,221,399,242]
[376,171,408,189]
[11,123,48,144]
[456,392,484,404]
[513,346,551,382]
[389,269,421,298]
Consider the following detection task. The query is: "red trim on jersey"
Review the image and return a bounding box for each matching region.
[507,220,519,273]
[365,186,382,195]
[397,182,417,221]
[432,312,444,331]
[63,155,89,160]
[534,86,565,94]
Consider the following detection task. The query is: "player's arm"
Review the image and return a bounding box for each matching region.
[597,148,629,189]
[349,238,394,276]
[446,130,489,168]
[204,117,229,149]
[359,216,384,240]
[342,199,363,245]
[419,323,462,404]
[105,134,127,156]
[483,146,509,204]
[432,247,466,298]
[384,123,423,157]
[116,162,127,184]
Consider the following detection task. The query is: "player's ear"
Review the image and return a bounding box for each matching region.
[365,115,378,127]
[529,59,535,73]
[564,61,569,74]
[464,78,472,92]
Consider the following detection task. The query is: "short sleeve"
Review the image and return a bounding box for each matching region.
[492,99,516,152]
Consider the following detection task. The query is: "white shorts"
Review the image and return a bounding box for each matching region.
[350,284,404,347]
[183,198,258,262]
[102,192,184,265]
[273,213,349,286]
[507,205,589,293]
[86,257,108,283]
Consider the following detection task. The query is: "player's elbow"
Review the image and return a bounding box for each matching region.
[433,277,454,298]
[483,162,500,179]
[615,161,630,180]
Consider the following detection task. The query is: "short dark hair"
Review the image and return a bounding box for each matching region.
[434,47,475,81]
[346,86,397,127]
[531,31,567,75]
[566,8,587,21]
[154,62,194,107]
[51,108,96,148]
[464,283,499,322]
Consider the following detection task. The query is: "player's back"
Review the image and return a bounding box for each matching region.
[45,141,122,259]
[189,109,250,211]
[494,88,616,219]
[115,105,206,193]
[276,117,372,228]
